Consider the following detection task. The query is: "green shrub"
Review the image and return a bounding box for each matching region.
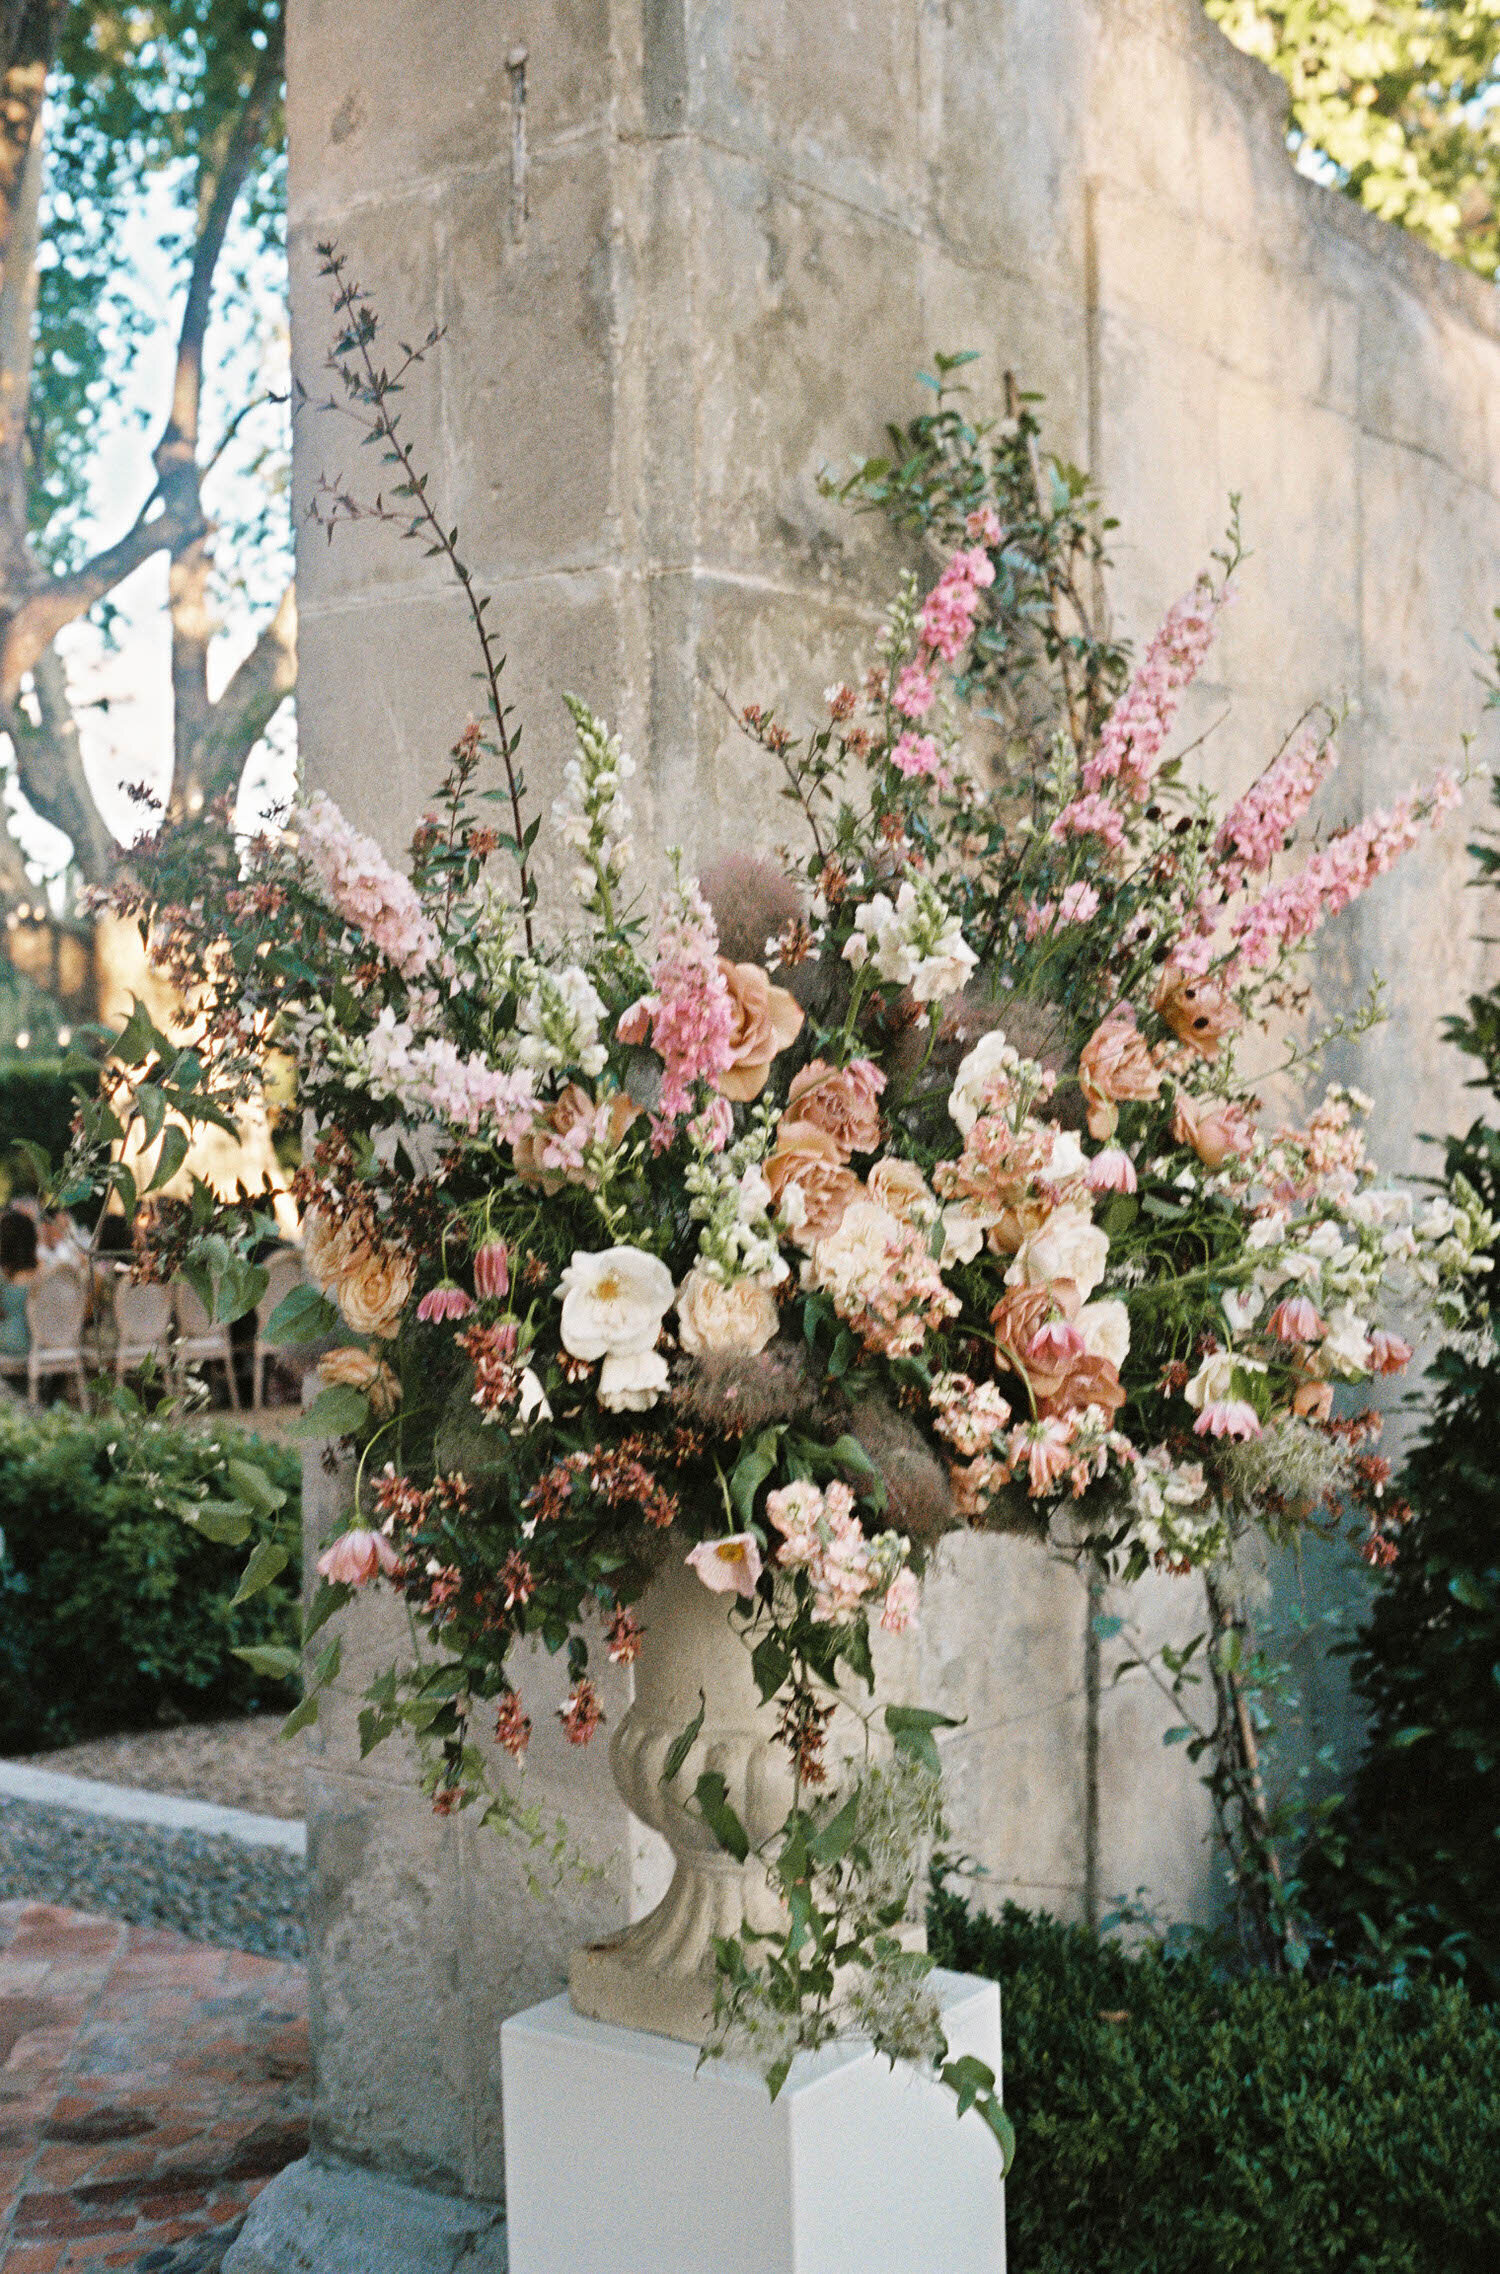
[0,1056,94,1199]
[930,1886,1500,2273]
[0,1406,301,1749]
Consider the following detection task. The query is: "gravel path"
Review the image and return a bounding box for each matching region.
[12,1712,307,1820]
[0,1798,307,1959]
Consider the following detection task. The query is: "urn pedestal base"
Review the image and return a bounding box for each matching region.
[501,1970,1006,2274]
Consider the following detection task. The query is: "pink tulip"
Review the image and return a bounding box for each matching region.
[1269,1296,1323,1344]
[417,1282,474,1324]
[1087,1147,1138,1195]
[685,1534,764,1598]
[1369,1330,1413,1376]
[473,1241,510,1301]
[316,1528,401,1588]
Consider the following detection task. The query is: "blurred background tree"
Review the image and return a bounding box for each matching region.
[0,0,289,942]
[1206,2,1500,278]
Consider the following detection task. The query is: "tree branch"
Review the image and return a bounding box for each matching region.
[179,580,296,814]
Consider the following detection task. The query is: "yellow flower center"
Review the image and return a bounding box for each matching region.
[715,1540,748,1564]
[595,1271,622,1302]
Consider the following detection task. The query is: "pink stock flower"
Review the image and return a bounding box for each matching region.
[917,547,993,662]
[1214,720,1339,894]
[891,731,942,779]
[473,1241,511,1300]
[965,504,1003,547]
[297,791,440,978]
[1050,794,1125,851]
[317,1527,402,1588]
[1193,1400,1263,1442]
[893,663,936,719]
[643,880,736,1137]
[685,1534,765,1597]
[1087,1147,1138,1194]
[1369,1330,1414,1375]
[1269,1295,1323,1343]
[880,1569,921,1635]
[1083,576,1225,799]
[1026,882,1101,939]
[417,1282,474,1324]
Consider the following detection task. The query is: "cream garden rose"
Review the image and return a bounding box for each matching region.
[335,1240,416,1339]
[1005,1205,1110,1304]
[676,1263,780,1358]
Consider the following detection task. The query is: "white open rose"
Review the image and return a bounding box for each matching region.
[598,1347,671,1412]
[1005,1204,1109,1303]
[676,1264,780,1358]
[948,1032,1016,1135]
[1077,1297,1130,1370]
[558,1245,674,1360]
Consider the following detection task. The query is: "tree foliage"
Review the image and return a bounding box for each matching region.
[1206,1,1500,278]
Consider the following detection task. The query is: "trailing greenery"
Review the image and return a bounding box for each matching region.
[1299,773,1500,1992]
[1206,3,1500,280]
[0,1405,301,1750]
[931,1885,1500,2273]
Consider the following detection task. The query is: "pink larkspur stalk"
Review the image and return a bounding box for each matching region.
[1082,576,1226,800]
[642,878,735,1144]
[297,791,440,979]
[1214,720,1339,896]
[1229,771,1461,975]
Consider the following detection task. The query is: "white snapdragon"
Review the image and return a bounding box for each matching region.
[555,698,637,921]
[515,962,608,1078]
[844,879,978,1004]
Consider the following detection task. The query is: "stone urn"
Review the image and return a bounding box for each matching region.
[567,1554,805,2045]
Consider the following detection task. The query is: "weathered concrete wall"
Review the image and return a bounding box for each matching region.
[285,0,1500,2196]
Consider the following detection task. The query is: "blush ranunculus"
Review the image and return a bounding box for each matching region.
[764,1123,862,1243]
[1077,1015,1162,1140]
[783,1057,886,1159]
[1171,1090,1253,1171]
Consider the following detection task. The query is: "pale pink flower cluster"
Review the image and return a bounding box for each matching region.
[1229,773,1459,973]
[1213,721,1338,895]
[893,663,936,720]
[918,545,996,663]
[629,882,735,1139]
[930,1372,1012,1459]
[297,792,440,979]
[1049,794,1125,851]
[1007,1409,1136,1497]
[765,1478,901,1624]
[891,730,942,779]
[362,1014,536,1140]
[1082,577,1224,799]
[1024,881,1101,940]
[808,1198,961,1358]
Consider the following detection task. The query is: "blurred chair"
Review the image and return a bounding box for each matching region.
[253,1248,306,1410]
[172,1278,242,1409]
[24,1268,89,1404]
[113,1277,174,1386]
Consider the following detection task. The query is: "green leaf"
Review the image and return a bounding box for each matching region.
[266,1283,337,1347]
[751,1633,792,1704]
[885,1702,963,1775]
[144,1122,190,1193]
[230,1537,290,1606]
[183,1500,253,1546]
[694,1770,750,1861]
[1450,1572,1492,1611]
[303,1576,351,1643]
[231,1644,301,1683]
[279,1693,321,1739]
[13,1138,52,1190]
[729,1426,783,1526]
[227,1458,288,1515]
[289,1383,371,1440]
[662,1692,706,1783]
[808,1788,861,1868]
[134,1083,166,1145]
[828,1433,888,1514]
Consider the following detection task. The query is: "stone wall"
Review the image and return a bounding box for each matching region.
[285,0,1500,2195]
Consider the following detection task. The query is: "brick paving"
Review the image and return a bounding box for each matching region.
[0,1901,308,2272]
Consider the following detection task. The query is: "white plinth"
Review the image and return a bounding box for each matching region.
[500,1969,1006,2274]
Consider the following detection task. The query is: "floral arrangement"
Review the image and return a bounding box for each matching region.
[72,287,1492,2150]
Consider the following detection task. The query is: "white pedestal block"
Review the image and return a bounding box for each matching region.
[500,1969,1006,2274]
